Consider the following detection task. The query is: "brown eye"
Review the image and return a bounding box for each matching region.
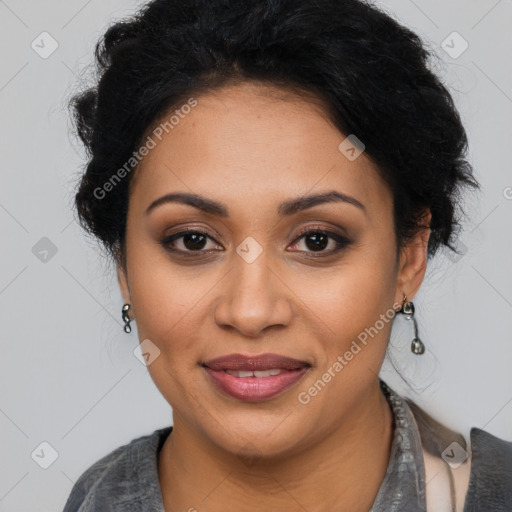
[303,232,329,251]
[161,230,222,254]
[289,228,351,256]
[180,232,208,250]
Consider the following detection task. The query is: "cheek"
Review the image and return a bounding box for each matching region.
[126,244,206,361]
[304,247,397,345]
[127,255,209,411]
[294,251,397,427]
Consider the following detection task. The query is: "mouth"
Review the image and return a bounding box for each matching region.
[202,353,311,402]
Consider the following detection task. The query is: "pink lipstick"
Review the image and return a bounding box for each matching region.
[202,353,310,402]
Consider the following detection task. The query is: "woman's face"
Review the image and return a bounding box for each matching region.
[118,82,427,458]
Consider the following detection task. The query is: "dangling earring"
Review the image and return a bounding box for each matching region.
[122,303,132,333]
[399,295,425,355]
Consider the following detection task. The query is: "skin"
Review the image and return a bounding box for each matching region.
[117,82,431,511]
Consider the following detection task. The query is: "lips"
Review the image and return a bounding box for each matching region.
[202,353,311,402]
[203,353,310,371]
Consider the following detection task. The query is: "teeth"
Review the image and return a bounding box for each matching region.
[255,369,282,377]
[238,370,254,378]
[225,368,284,378]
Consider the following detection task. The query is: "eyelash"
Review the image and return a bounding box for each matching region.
[160,225,352,258]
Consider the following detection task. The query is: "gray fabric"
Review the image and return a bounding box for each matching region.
[62,379,512,511]
[463,427,512,511]
[368,380,427,511]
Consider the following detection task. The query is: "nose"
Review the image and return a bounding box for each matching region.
[213,249,293,338]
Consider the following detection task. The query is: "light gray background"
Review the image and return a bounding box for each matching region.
[0,1,511,511]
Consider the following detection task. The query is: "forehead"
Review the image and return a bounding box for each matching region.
[128,82,391,219]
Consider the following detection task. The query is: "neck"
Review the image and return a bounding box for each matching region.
[158,380,394,512]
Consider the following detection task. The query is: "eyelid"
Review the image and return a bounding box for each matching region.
[292,223,347,240]
[162,222,223,241]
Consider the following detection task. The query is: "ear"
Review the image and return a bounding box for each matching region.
[117,264,131,305]
[394,209,431,305]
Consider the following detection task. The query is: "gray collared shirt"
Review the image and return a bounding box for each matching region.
[369,379,427,511]
[62,379,512,511]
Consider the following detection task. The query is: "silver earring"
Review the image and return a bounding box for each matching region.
[399,295,425,355]
[122,303,132,333]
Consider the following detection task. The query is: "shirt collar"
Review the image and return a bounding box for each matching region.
[369,379,427,511]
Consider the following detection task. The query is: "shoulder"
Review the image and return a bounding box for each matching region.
[62,426,172,512]
[464,427,512,511]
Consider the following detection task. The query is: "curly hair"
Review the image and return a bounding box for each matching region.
[70,0,479,268]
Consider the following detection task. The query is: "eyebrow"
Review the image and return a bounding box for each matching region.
[145,190,366,217]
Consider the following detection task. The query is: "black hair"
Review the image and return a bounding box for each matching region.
[70,0,479,269]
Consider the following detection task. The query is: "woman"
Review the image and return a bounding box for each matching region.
[62,0,511,510]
